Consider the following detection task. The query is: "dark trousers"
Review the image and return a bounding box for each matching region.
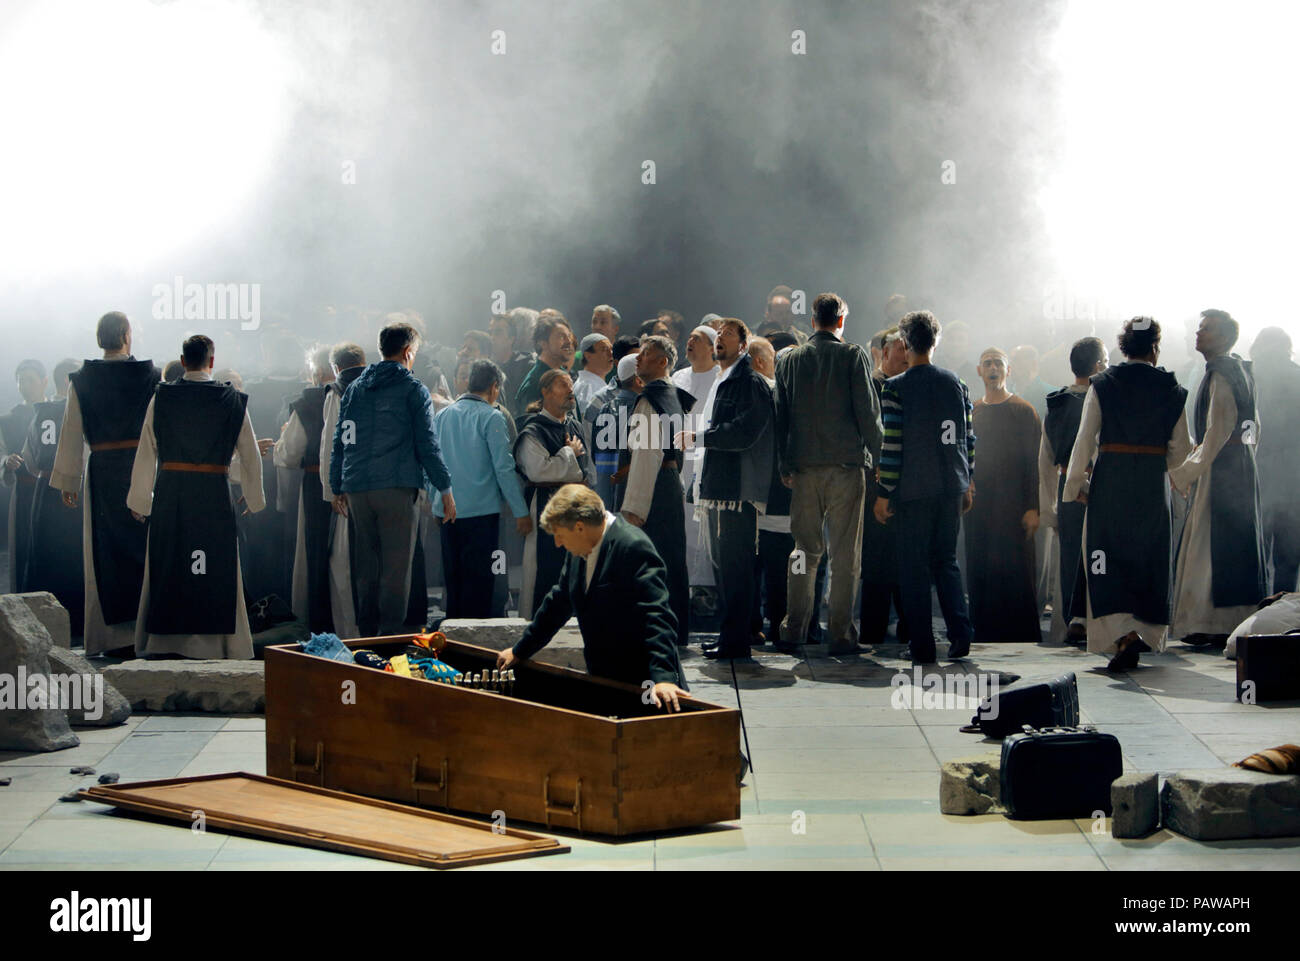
[441,513,500,619]
[709,504,757,653]
[896,493,973,662]
[753,529,793,637]
[1265,506,1300,593]
[860,581,908,645]
[349,487,419,637]
[644,467,689,647]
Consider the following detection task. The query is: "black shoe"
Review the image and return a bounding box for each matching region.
[947,640,971,659]
[703,646,751,661]
[904,645,937,665]
[1107,639,1147,672]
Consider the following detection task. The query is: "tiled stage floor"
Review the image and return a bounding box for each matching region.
[2,638,1298,870]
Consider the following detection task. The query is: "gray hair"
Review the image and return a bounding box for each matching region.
[592,304,621,322]
[331,342,366,371]
[468,358,503,394]
[639,334,677,370]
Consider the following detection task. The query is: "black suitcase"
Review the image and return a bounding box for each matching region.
[1000,725,1123,820]
[965,672,1079,738]
[1236,633,1300,703]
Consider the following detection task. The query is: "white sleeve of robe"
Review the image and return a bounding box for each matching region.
[1062,386,1099,503]
[50,383,87,493]
[1169,372,1236,493]
[235,410,267,513]
[0,434,13,488]
[1037,430,1058,526]
[516,433,584,484]
[1165,408,1193,473]
[320,392,338,501]
[272,410,307,469]
[126,398,158,517]
[622,396,663,519]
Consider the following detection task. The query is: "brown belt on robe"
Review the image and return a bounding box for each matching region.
[530,479,586,489]
[304,464,321,473]
[161,462,229,474]
[1099,444,1166,456]
[90,439,139,452]
[609,458,678,484]
[17,470,49,484]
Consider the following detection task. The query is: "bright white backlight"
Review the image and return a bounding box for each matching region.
[1042,0,1300,336]
[0,0,288,276]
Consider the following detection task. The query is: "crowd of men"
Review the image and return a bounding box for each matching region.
[2,291,1298,672]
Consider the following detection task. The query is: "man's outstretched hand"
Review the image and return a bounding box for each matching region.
[651,682,691,713]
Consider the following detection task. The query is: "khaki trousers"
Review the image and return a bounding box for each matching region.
[781,465,865,646]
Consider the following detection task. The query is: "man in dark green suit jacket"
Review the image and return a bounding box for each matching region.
[496,483,690,710]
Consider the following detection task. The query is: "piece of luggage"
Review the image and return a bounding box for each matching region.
[1000,725,1123,820]
[1236,633,1300,703]
[963,671,1079,738]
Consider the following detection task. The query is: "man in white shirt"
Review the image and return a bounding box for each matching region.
[672,325,721,608]
[573,333,614,417]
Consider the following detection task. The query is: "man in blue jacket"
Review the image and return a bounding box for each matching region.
[874,310,976,665]
[331,321,456,636]
[433,359,532,618]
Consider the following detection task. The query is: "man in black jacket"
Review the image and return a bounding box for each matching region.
[679,319,774,660]
[497,483,690,711]
[774,293,882,652]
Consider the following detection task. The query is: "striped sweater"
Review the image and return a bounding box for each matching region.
[878,373,975,497]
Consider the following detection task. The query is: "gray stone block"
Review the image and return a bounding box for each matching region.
[14,592,70,648]
[1161,768,1300,840]
[441,617,589,672]
[1111,772,1159,838]
[0,595,80,752]
[46,646,131,727]
[939,753,1004,815]
[101,659,265,713]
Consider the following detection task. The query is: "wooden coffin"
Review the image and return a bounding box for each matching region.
[264,634,743,836]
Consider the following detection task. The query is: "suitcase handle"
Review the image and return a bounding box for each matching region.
[1021,724,1097,736]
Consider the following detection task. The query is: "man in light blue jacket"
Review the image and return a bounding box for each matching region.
[434,359,532,617]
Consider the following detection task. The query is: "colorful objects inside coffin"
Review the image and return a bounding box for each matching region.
[302,632,355,664]
[409,656,460,683]
[412,631,448,655]
[353,650,388,671]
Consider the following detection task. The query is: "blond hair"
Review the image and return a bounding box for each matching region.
[539,484,605,532]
